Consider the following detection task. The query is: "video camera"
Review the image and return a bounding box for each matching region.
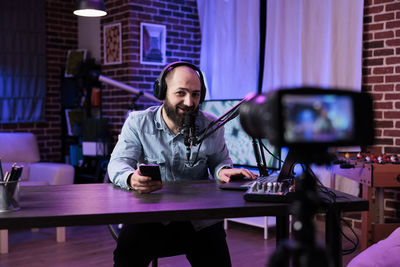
[240,87,375,267]
[239,87,374,149]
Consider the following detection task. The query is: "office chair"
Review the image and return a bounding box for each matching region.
[107,224,186,267]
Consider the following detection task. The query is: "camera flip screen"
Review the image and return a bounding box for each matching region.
[281,94,354,144]
[239,87,374,148]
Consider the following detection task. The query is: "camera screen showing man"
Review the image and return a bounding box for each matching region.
[281,94,355,143]
[240,88,373,149]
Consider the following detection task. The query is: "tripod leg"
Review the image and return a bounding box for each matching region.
[276,215,289,245]
[326,208,342,267]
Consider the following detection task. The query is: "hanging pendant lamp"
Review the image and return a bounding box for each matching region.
[73,0,107,17]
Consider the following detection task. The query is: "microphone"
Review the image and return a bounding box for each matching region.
[183,111,197,161]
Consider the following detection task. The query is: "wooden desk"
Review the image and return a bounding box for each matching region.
[0,182,367,267]
[331,163,400,250]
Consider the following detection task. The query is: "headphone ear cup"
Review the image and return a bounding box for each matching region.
[200,87,206,103]
[154,61,206,102]
[153,79,161,100]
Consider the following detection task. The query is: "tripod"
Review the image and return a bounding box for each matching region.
[268,163,333,267]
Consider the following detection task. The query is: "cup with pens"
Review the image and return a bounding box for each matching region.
[0,159,23,212]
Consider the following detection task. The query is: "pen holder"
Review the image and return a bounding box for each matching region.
[0,180,20,212]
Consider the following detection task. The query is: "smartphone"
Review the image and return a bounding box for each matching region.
[139,164,161,181]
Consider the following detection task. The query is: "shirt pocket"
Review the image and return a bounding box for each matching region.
[183,158,209,180]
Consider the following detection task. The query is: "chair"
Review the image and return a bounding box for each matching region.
[108,224,185,267]
[0,132,75,254]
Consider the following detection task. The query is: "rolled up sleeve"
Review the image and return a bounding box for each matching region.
[207,127,233,181]
[108,114,143,189]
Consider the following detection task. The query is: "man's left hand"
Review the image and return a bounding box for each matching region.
[218,168,257,183]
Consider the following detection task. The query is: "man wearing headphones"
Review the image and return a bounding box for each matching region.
[108,61,255,267]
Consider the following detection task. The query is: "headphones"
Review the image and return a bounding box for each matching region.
[153,61,206,103]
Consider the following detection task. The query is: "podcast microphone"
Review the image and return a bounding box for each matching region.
[183,111,197,161]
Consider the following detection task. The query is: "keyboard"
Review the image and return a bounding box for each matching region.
[243,176,296,203]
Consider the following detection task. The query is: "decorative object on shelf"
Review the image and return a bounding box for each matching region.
[65,49,87,77]
[104,23,122,65]
[65,109,85,136]
[140,22,166,66]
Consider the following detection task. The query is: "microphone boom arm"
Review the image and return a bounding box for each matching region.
[92,72,162,103]
[195,95,270,176]
[195,97,248,145]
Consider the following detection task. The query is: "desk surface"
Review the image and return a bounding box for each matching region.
[0,182,368,229]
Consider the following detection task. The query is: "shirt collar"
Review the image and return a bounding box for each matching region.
[154,105,166,131]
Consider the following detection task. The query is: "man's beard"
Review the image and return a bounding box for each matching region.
[163,98,198,130]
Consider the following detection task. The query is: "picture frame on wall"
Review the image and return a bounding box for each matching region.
[104,23,122,65]
[65,49,87,77]
[140,22,166,66]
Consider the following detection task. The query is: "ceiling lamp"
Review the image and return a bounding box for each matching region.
[73,0,107,17]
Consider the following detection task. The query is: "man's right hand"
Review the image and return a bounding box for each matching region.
[128,169,163,193]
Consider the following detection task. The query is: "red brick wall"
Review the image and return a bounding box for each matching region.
[362,0,400,223]
[0,0,77,162]
[363,0,400,155]
[100,0,201,144]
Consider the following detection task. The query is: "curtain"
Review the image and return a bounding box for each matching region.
[0,0,46,123]
[197,0,260,100]
[262,0,364,92]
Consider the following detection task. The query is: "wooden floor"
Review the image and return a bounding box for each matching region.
[0,220,361,267]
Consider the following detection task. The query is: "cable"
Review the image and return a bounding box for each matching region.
[188,116,214,167]
[341,218,360,255]
[261,142,284,163]
[302,165,359,255]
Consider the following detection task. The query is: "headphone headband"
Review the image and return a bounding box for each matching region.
[153,61,206,103]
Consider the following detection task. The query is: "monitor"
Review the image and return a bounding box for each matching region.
[201,99,281,170]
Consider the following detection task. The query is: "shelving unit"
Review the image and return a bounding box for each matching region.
[60,64,109,184]
[224,217,276,240]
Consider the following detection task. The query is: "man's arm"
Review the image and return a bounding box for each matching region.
[108,115,142,190]
[205,125,232,180]
[206,126,256,182]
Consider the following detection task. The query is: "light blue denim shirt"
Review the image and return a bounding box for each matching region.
[108,105,233,190]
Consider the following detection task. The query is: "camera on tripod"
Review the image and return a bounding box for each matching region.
[239,87,375,267]
[239,87,374,150]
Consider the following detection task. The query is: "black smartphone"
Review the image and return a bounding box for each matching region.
[139,164,161,181]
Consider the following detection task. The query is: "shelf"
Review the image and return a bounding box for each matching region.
[224,216,276,240]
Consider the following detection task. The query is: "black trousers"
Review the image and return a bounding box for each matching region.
[113,221,231,267]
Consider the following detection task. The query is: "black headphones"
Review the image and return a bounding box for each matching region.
[153,61,206,103]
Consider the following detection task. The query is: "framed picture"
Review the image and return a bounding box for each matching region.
[104,23,122,65]
[140,22,166,65]
[65,49,87,77]
[65,109,84,136]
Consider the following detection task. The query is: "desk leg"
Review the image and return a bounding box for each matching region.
[0,229,8,254]
[362,184,373,250]
[326,209,342,267]
[56,227,66,243]
[276,215,289,246]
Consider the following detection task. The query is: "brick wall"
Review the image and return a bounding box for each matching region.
[0,0,77,162]
[361,0,400,224]
[363,0,400,155]
[100,0,201,144]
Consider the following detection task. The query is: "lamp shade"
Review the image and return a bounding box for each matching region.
[73,0,107,17]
